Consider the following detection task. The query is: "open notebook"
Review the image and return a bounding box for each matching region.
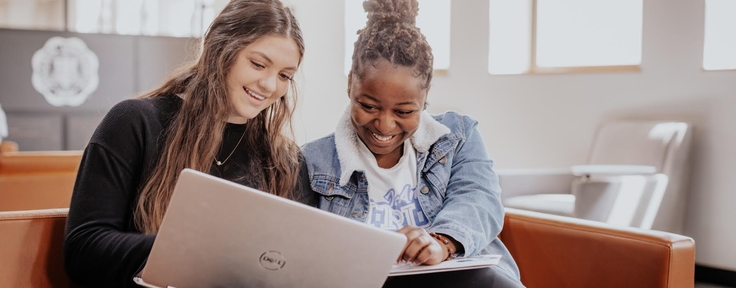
[388,254,501,276]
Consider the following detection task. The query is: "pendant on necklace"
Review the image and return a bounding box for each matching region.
[216,160,223,166]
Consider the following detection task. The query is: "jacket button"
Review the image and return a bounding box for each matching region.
[325,196,334,200]
[420,186,429,194]
[439,157,447,165]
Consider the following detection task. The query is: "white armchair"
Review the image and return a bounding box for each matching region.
[499,121,693,234]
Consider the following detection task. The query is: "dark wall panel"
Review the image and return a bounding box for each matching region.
[66,113,105,150]
[6,112,64,151]
[0,29,137,112]
[0,29,191,151]
[0,30,64,112]
[136,36,197,93]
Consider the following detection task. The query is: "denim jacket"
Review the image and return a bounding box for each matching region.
[302,109,520,279]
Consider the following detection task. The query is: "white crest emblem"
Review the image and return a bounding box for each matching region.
[32,37,99,107]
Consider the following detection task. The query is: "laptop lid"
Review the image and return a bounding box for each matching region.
[137,168,406,288]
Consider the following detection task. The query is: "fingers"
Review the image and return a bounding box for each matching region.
[396,225,419,263]
[413,243,442,265]
[402,231,433,263]
[396,226,444,265]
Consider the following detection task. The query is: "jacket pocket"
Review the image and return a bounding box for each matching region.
[423,155,453,198]
[310,174,352,216]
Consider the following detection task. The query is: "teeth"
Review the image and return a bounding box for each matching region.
[245,87,265,100]
[372,132,394,142]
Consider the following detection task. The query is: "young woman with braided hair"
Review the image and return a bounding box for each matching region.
[303,0,523,286]
[63,1,316,287]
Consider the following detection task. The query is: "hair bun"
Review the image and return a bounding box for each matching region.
[363,0,419,26]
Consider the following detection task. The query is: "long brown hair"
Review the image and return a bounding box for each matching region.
[134,0,305,234]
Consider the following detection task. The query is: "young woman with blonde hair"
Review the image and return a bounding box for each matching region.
[63,1,313,286]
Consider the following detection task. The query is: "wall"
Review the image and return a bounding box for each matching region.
[292,0,736,270]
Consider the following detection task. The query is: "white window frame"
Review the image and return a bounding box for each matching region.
[489,0,643,75]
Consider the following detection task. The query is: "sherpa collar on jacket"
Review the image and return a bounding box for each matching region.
[333,107,451,186]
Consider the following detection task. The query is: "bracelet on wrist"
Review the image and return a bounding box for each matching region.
[429,232,454,261]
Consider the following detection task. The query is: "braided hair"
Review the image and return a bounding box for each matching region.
[350,0,433,90]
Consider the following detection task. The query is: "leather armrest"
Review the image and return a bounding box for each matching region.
[0,151,82,210]
[500,208,695,288]
[497,168,576,201]
[0,151,82,174]
[0,209,73,288]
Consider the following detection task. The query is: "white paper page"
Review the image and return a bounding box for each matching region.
[388,254,502,276]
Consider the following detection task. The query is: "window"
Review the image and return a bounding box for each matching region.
[344,0,451,75]
[0,0,225,38]
[69,0,219,37]
[703,0,736,70]
[0,0,223,37]
[489,0,643,75]
[0,0,65,31]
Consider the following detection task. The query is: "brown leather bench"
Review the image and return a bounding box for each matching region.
[0,208,74,287]
[501,208,695,288]
[0,149,82,211]
[0,207,695,288]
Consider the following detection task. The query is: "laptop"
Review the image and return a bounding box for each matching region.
[133,168,406,288]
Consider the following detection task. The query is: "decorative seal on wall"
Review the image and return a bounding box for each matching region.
[259,251,286,270]
[31,37,99,107]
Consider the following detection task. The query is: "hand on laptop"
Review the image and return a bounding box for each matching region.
[396,226,456,266]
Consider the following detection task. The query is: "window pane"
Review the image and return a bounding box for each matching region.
[0,0,65,31]
[416,0,451,70]
[99,0,114,33]
[344,0,451,75]
[488,0,533,75]
[157,0,197,37]
[68,0,206,37]
[71,0,104,33]
[68,0,115,33]
[116,0,145,35]
[536,0,643,68]
[142,0,161,35]
[703,0,736,70]
[200,0,217,35]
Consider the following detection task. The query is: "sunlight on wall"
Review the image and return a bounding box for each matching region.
[703,0,736,70]
[488,0,532,74]
[536,0,642,67]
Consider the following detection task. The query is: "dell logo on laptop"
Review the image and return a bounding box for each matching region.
[260,251,286,270]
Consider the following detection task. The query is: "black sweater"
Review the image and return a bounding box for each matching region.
[63,94,316,287]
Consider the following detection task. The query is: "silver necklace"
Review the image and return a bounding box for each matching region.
[215,129,246,166]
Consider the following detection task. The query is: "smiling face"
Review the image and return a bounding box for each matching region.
[349,59,428,168]
[225,35,300,124]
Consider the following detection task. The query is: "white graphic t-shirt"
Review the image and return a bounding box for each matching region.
[357,139,430,231]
